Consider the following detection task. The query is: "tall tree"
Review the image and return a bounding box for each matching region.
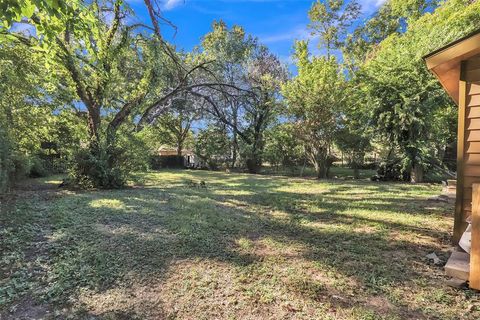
[201,21,255,168]
[195,125,231,170]
[197,22,287,173]
[343,0,438,71]
[308,0,361,57]
[153,98,197,156]
[3,0,236,187]
[282,41,344,179]
[356,0,480,182]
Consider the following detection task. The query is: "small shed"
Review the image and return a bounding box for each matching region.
[425,29,480,289]
[156,146,203,168]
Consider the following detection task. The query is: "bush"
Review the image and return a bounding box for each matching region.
[68,147,125,189]
[195,127,230,170]
[116,131,151,172]
[0,128,12,193]
[376,157,408,181]
[11,153,30,181]
[0,129,50,191]
[28,157,49,178]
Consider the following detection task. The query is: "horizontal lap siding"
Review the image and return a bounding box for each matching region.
[468,119,480,130]
[467,141,480,153]
[463,57,480,223]
[467,107,480,119]
[469,83,480,95]
[466,153,480,165]
[467,129,480,141]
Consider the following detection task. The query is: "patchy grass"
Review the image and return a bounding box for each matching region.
[0,170,478,319]
[260,165,377,180]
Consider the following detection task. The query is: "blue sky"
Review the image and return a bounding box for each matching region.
[127,0,387,64]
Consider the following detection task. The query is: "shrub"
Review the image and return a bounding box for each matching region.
[0,128,12,193]
[10,153,30,181]
[28,157,49,178]
[68,147,125,189]
[116,131,151,173]
[376,157,408,181]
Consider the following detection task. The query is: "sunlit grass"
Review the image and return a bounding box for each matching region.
[1,169,478,319]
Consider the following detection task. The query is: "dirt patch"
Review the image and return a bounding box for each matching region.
[364,296,394,315]
[1,296,51,320]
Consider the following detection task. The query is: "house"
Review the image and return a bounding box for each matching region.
[425,29,480,289]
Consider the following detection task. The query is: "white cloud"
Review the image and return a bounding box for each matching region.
[260,25,310,44]
[358,0,387,13]
[164,0,183,10]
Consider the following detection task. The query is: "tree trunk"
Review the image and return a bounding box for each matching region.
[300,157,307,178]
[231,104,239,169]
[177,143,183,157]
[246,155,261,174]
[87,107,101,150]
[314,160,328,179]
[308,146,328,179]
[245,128,264,174]
[231,132,238,169]
[353,163,359,179]
[352,152,360,179]
[410,164,424,183]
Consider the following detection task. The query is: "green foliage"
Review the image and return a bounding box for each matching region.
[0,0,78,30]
[356,0,480,181]
[195,126,230,170]
[150,155,184,169]
[282,42,345,178]
[0,126,12,192]
[151,105,196,155]
[28,157,49,178]
[2,0,184,188]
[0,0,478,185]
[343,0,440,69]
[115,129,151,173]
[202,20,255,65]
[263,123,303,168]
[308,0,361,55]
[200,21,287,173]
[0,37,64,188]
[0,35,90,189]
[68,146,125,189]
[336,126,371,170]
[376,155,409,181]
[67,124,149,189]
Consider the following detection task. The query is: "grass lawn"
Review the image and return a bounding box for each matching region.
[1,170,478,319]
[259,165,377,180]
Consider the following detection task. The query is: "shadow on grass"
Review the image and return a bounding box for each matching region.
[20,170,454,319]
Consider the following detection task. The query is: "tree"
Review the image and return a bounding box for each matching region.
[3,0,239,187]
[263,123,303,171]
[335,126,371,179]
[195,125,230,170]
[282,41,344,179]
[152,98,196,156]
[0,37,61,190]
[343,0,438,71]
[356,0,480,182]
[308,0,361,57]
[197,22,287,173]
[201,21,254,168]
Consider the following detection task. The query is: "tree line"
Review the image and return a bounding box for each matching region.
[1,0,480,191]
